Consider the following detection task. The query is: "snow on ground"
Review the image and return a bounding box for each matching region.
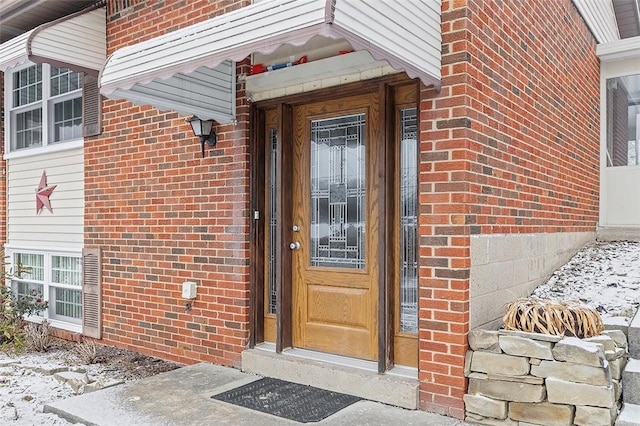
[0,240,638,425]
[0,350,82,425]
[532,240,640,318]
[0,344,179,426]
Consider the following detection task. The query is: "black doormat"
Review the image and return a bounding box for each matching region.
[212,377,362,423]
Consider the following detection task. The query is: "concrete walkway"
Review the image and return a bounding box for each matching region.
[44,363,468,426]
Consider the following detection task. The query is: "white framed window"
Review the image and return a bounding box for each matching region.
[605,74,640,167]
[4,62,84,158]
[9,249,83,331]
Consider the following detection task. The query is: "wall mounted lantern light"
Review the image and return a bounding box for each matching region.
[188,116,217,157]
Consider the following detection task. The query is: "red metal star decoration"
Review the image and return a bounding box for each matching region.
[36,171,56,214]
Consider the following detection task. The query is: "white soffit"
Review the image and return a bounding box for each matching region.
[99,0,442,124]
[0,7,106,74]
[573,0,620,44]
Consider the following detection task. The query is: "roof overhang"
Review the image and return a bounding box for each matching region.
[0,6,106,75]
[99,0,442,124]
[597,35,640,61]
[573,0,620,44]
[612,0,640,39]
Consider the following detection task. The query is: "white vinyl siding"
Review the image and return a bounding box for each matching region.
[7,147,84,248]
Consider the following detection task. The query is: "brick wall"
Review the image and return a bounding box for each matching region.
[85,0,251,366]
[418,0,600,417]
[88,0,602,418]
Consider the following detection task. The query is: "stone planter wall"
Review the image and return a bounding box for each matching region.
[464,329,628,425]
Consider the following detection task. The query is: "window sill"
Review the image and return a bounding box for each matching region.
[4,138,83,161]
[26,315,82,334]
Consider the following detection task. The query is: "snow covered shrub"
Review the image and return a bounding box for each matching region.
[503,297,604,338]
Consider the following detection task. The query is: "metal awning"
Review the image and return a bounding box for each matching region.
[99,0,441,124]
[0,7,106,75]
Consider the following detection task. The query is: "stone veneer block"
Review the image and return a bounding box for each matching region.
[469,329,501,353]
[509,401,574,426]
[466,413,484,422]
[465,350,472,377]
[602,316,629,337]
[470,352,530,376]
[486,374,544,385]
[469,372,544,385]
[499,335,554,360]
[498,329,563,343]
[601,329,628,349]
[465,413,519,425]
[546,377,615,408]
[609,356,626,380]
[552,337,605,367]
[467,373,544,385]
[530,360,611,386]
[468,377,546,402]
[613,379,621,401]
[574,405,616,426]
[463,394,508,419]
[585,335,616,352]
[604,347,626,361]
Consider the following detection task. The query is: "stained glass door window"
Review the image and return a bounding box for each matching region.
[399,108,418,333]
[267,128,278,314]
[309,114,366,269]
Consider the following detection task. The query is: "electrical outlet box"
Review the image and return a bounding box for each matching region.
[182,281,197,299]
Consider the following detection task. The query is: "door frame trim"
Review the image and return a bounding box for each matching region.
[276,103,294,352]
[249,106,264,348]
[379,82,394,373]
[249,74,417,372]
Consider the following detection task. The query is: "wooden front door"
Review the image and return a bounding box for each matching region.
[291,93,380,360]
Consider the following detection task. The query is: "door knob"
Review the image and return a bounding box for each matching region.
[289,241,301,250]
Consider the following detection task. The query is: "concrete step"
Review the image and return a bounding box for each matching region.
[616,403,640,426]
[623,359,640,404]
[241,347,419,409]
